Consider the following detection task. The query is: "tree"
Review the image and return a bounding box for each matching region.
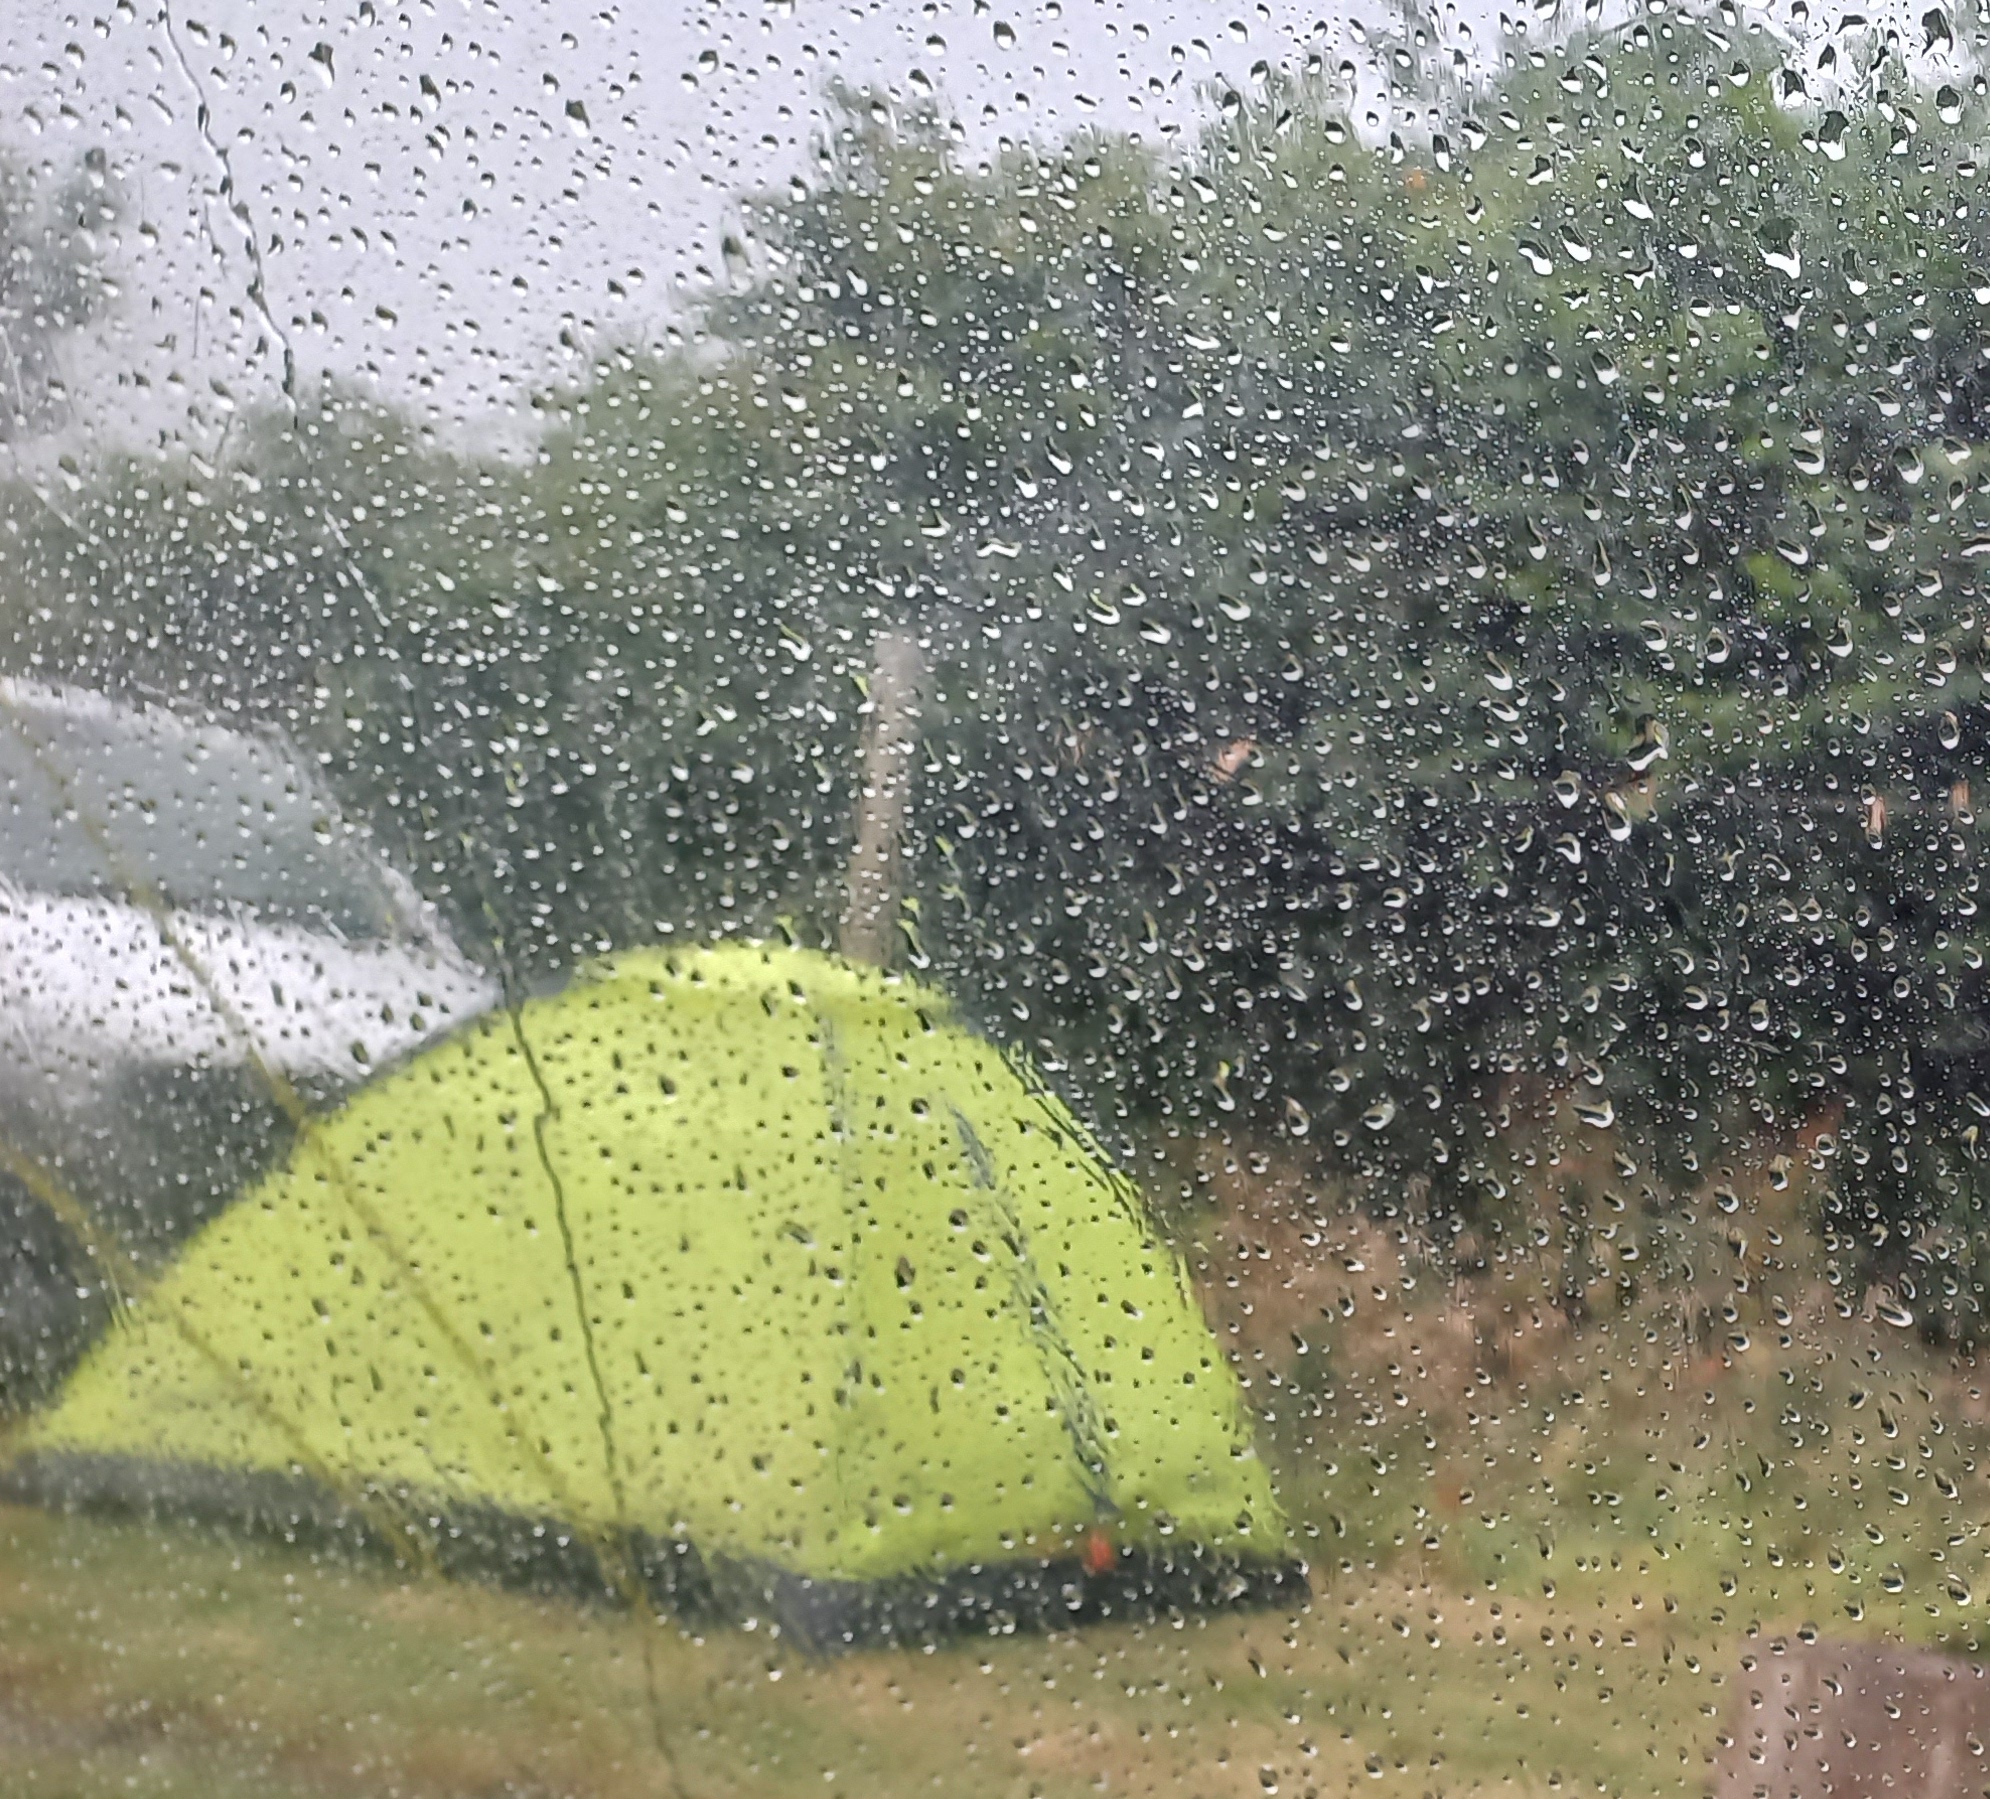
[669,29,1990,1330]
[21,16,1990,1332]
[0,149,114,442]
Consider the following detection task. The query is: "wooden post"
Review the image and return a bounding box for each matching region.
[839,628,925,967]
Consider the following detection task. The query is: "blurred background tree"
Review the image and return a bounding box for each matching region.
[0,147,115,443]
[13,17,1990,1332]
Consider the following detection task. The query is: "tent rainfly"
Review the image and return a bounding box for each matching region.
[6,944,1303,1647]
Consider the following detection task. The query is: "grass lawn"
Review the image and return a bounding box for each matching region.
[0,1492,1728,1799]
[5,1183,1987,1797]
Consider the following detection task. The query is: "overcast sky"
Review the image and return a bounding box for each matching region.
[2,0,1936,456]
[4,0,1387,452]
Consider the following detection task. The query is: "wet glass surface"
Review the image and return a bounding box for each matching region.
[5,1,1990,1795]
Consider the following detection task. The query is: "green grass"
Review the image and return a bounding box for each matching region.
[0,1370,1946,1799]
[1,1495,1728,1799]
[7,1195,1990,1797]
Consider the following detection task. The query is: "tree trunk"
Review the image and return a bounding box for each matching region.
[838,629,925,967]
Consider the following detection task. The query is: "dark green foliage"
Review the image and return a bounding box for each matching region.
[14,24,1990,1327]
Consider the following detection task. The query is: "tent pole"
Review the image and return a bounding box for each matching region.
[838,627,924,967]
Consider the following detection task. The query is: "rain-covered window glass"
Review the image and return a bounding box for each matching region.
[10,1,1990,1794]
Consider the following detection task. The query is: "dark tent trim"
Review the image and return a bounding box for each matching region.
[0,1450,1310,1653]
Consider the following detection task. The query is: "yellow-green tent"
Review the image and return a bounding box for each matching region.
[7,944,1300,1646]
